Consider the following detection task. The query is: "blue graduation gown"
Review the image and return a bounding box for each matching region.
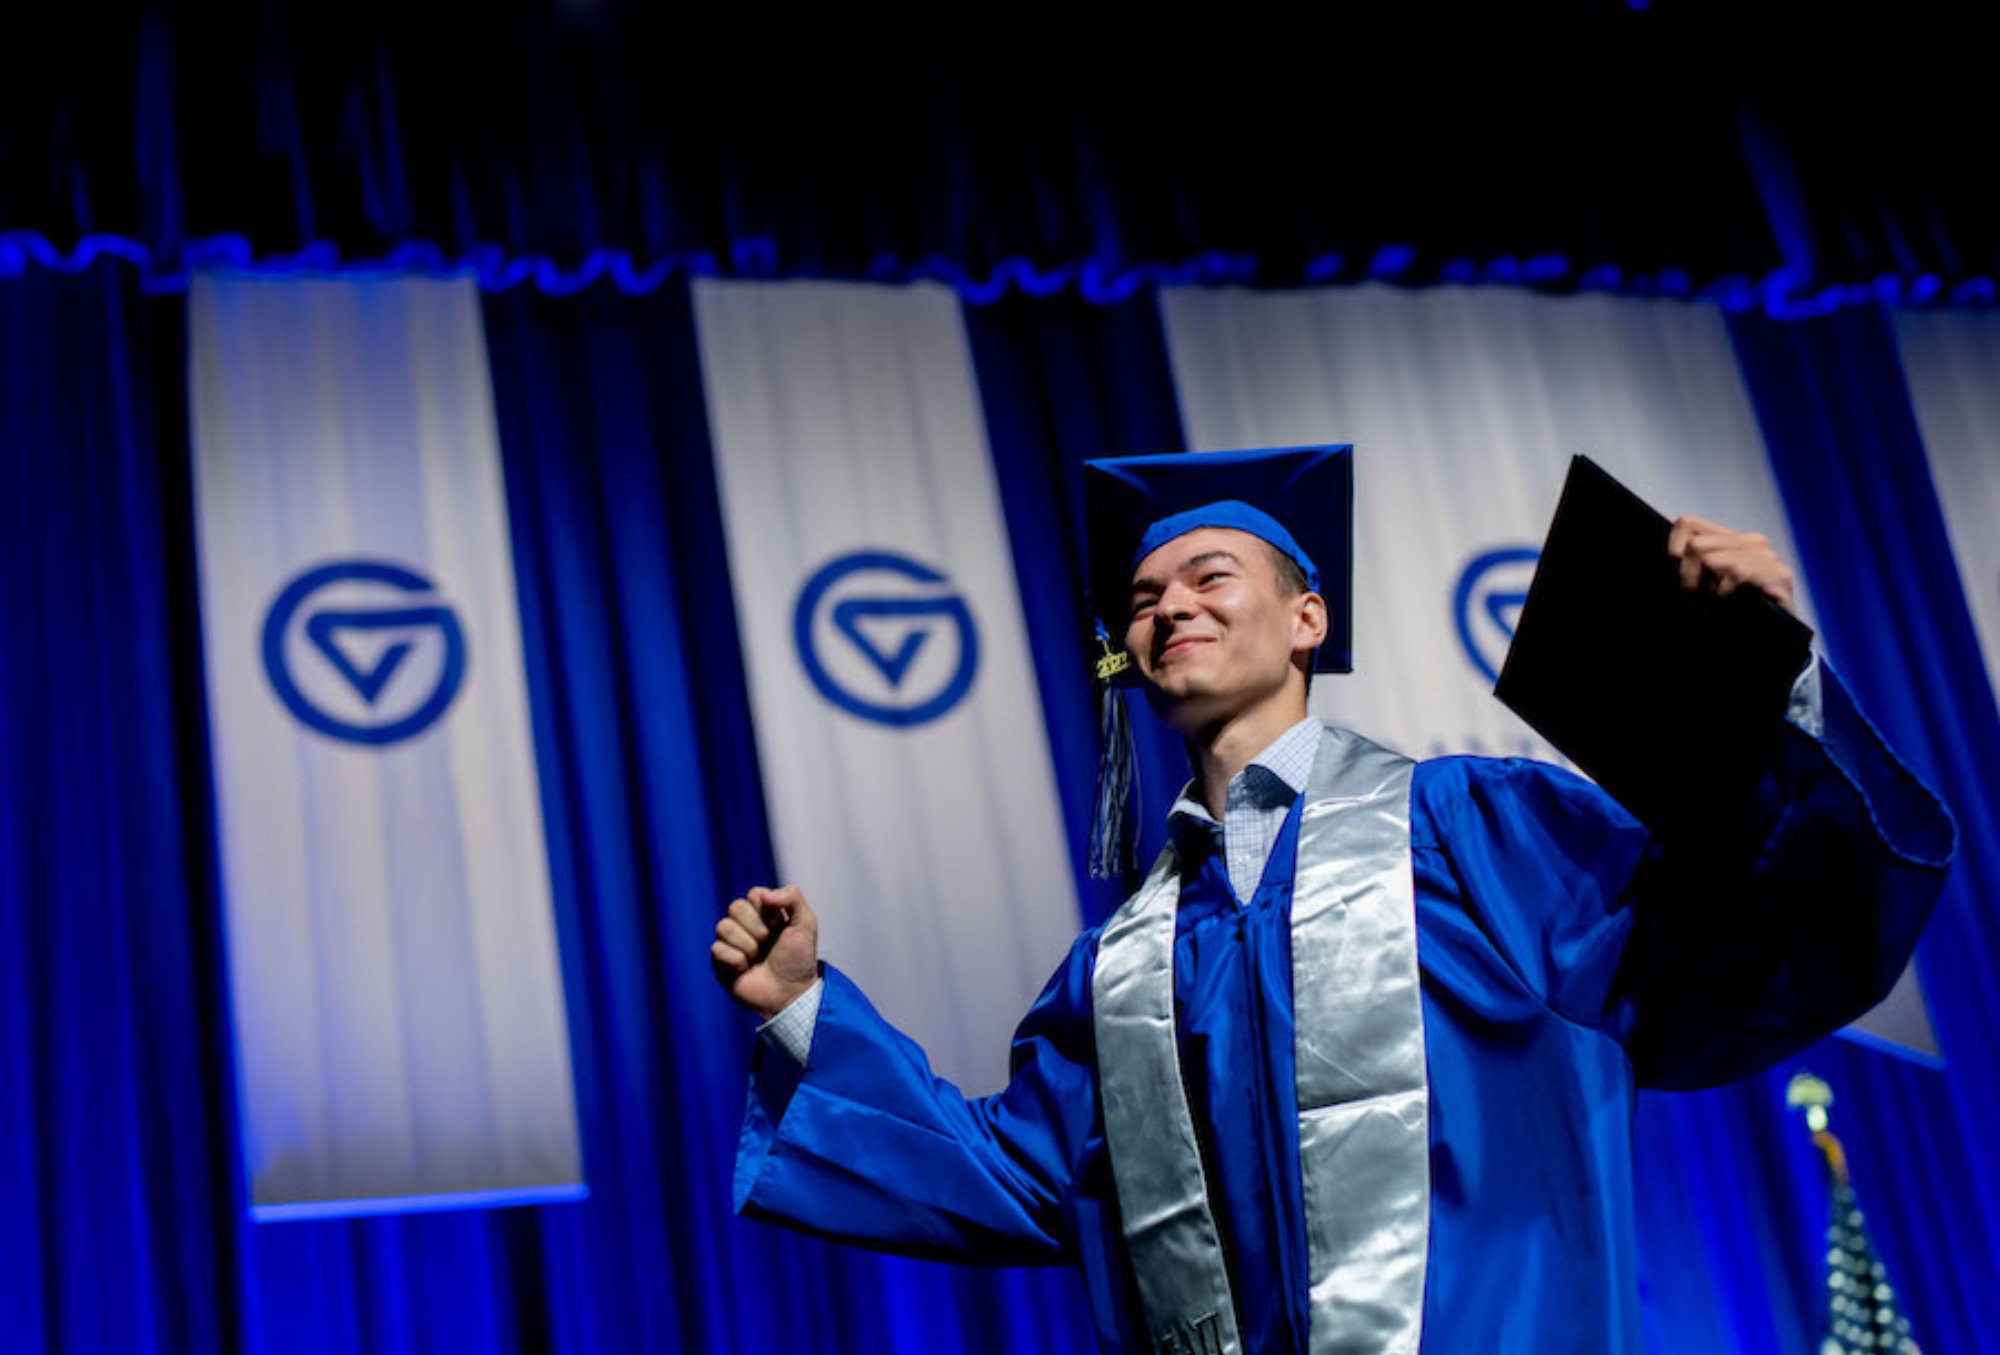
[733,664,1953,1354]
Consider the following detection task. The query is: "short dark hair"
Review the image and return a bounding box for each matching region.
[1261,539,1310,598]
[1261,539,1317,691]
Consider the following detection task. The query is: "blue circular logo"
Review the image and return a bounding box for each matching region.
[1453,545,1541,684]
[261,560,468,746]
[792,551,979,727]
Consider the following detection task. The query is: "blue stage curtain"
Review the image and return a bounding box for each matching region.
[7,10,1996,309]
[6,263,1998,1355]
[962,289,1193,920]
[1718,304,2000,1355]
[0,269,232,1353]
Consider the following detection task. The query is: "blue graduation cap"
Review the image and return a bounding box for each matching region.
[1082,444,1354,673]
[1080,444,1354,879]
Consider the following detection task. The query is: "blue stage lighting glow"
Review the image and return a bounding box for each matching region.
[1305,252,1346,282]
[1367,243,1418,278]
[1,229,1993,317]
[249,1182,591,1223]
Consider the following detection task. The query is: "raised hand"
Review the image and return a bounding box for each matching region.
[1667,516,1798,614]
[711,884,820,1020]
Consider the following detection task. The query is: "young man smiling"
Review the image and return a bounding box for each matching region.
[713,445,1954,1355]
[1125,525,1326,822]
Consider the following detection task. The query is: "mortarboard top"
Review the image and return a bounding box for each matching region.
[1082,445,1354,673]
[1496,455,1814,844]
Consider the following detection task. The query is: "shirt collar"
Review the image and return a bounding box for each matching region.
[1167,716,1322,840]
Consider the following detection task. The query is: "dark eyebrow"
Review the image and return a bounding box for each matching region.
[1130,549,1245,598]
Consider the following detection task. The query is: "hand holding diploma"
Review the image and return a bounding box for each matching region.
[1667,515,1799,614]
[1497,457,1815,843]
[712,885,820,1020]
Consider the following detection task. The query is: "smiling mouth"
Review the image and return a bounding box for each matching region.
[1157,636,1214,661]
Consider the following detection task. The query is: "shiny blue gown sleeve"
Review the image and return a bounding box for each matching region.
[732,938,1104,1266]
[1433,659,1956,1089]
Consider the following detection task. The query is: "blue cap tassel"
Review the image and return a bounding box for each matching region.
[1088,624,1138,880]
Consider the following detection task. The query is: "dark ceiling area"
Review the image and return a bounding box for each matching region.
[4,7,1993,306]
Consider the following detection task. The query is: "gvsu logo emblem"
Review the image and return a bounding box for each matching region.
[261,560,468,746]
[792,551,979,727]
[1453,546,1540,684]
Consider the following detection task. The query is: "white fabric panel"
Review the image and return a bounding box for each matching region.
[695,278,1078,1094]
[188,274,581,1216]
[1893,309,2000,712]
[1162,282,1936,1063]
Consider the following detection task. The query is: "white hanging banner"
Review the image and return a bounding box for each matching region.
[1161,281,1936,1062]
[188,274,582,1217]
[1892,310,2000,714]
[694,279,1079,1094]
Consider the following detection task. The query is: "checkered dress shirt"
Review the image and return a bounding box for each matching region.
[1165,716,1322,905]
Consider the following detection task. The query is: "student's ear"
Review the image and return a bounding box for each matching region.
[1294,591,1329,653]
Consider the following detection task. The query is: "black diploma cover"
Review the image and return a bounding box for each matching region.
[1495,456,1814,842]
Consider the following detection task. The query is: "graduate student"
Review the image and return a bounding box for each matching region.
[710,445,1954,1355]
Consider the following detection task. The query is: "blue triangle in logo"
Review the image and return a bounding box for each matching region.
[1484,590,1529,642]
[304,608,441,707]
[831,598,955,689]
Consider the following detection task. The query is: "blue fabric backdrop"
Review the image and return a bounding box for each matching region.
[0,266,235,1355]
[1725,305,2000,1352]
[963,289,1196,920]
[1,267,1994,1354]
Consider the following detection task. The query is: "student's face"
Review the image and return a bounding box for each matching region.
[1123,527,1324,731]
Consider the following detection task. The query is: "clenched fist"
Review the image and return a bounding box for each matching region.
[1667,516,1797,614]
[711,885,820,1020]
